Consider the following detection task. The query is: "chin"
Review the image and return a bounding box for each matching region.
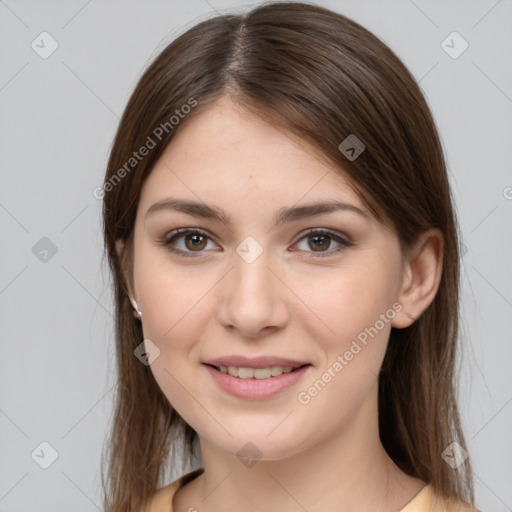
[206,428,313,464]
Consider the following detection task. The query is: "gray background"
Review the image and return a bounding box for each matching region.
[1,0,511,510]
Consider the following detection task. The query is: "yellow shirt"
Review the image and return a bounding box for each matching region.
[143,467,478,512]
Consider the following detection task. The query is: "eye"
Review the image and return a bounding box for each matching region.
[291,229,352,258]
[159,227,352,259]
[160,228,217,258]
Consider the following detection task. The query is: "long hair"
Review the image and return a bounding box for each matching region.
[100,2,474,510]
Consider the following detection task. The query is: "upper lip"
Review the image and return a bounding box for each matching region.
[203,355,310,369]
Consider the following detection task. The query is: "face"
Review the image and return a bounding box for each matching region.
[129,96,406,461]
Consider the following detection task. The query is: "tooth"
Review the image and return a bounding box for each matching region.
[219,365,300,379]
[254,368,272,379]
[271,366,284,377]
[238,367,255,379]
[227,366,239,377]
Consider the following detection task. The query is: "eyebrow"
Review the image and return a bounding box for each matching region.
[145,197,370,226]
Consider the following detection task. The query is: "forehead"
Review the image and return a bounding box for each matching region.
[139,97,366,213]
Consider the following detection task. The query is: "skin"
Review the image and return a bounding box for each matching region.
[116,95,444,512]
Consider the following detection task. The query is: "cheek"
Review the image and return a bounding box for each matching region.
[135,250,214,348]
[133,251,219,414]
[136,271,212,429]
[294,289,393,441]
[292,259,398,407]
[295,257,399,345]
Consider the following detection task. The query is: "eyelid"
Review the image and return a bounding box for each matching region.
[292,227,351,245]
[159,227,352,258]
[159,227,217,258]
[289,228,352,258]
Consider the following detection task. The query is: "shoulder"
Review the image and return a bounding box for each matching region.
[142,467,204,512]
[401,485,482,512]
[441,495,482,512]
[141,480,181,512]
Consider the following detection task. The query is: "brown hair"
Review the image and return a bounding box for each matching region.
[100,2,474,510]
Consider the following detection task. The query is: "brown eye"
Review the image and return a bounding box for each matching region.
[293,229,352,257]
[162,228,216,258]
[184,233,208,251]
[307,233,331,251]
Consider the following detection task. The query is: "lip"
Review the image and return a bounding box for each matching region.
[203,363,312,399]
[203,355,308,369]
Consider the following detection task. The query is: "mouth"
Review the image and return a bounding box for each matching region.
[204,363,311,379]
[202,361,313,399]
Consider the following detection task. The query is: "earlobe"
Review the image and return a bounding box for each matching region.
[392,229,444,329]
[129,296,142,319]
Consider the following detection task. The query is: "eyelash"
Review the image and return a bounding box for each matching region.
[158,227,352,259]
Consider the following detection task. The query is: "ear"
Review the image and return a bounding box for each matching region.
[116,238,141,319]
[392,228,444,329]
[115,239,130,294]
[115,238,137,309]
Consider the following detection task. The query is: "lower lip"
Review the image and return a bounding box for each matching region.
[204,364,312,399]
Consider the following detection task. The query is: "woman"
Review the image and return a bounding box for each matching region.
[100,2,479,511]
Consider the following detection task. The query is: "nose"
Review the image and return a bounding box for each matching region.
[217,248,289,339]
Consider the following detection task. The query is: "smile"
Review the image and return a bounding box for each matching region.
[203,363,312,399]
[211,364,305,379]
